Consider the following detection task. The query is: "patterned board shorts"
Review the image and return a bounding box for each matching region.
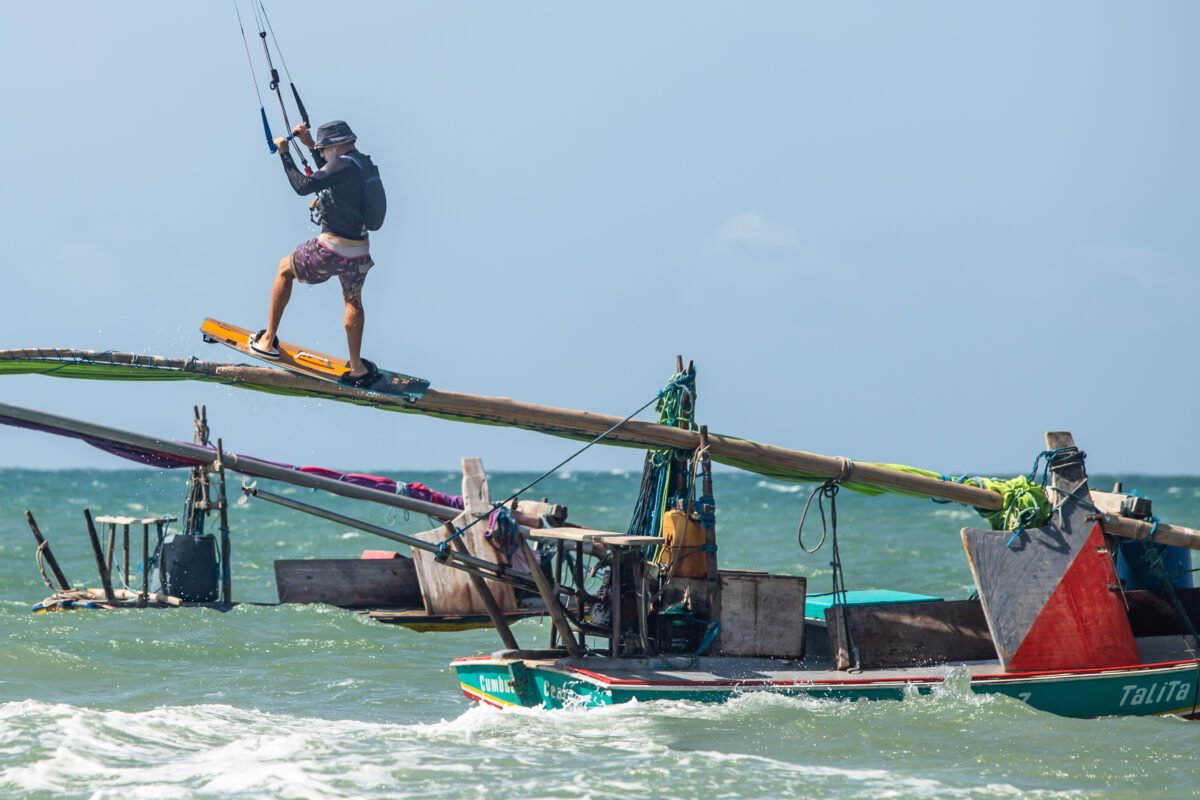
[290,237,374,302]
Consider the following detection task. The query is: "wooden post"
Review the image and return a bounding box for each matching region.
[141,523,150,605]
[122,524,130,585]
[25,511,70,591]
[446,524,520,651]
[83,509,116,603]
[631,551,652,655]
[516,533,582,657]
[105,523,116,581]
[216,439,233,607]
[610,548,622,657]
[699,426,721,641]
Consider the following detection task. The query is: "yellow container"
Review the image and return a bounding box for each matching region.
[657,509,709,579]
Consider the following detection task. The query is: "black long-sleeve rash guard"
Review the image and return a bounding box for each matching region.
[280,147,368,240]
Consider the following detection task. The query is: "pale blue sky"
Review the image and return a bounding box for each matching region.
[1,2,1197,477]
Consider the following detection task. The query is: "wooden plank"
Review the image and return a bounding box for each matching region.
[827,600,995,670]
[527,529,659,545]
[95,516,178,525]
[717,573,806,659]
[410,459,519,615]
[274,558,422,609]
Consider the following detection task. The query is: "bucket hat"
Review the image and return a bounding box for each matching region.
[313,120,357,148]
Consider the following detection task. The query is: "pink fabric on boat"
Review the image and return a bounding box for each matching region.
[405,481,465,510]
[297,465,397,493]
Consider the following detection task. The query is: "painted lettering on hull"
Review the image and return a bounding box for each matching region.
[476,674,513,699]
[1119,680,1192,708]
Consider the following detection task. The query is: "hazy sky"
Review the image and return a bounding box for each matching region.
[1,2,1196,479]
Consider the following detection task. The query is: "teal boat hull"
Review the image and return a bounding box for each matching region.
[453,656,1200,719]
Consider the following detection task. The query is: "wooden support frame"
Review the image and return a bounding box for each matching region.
[447,523,520,651]
[517,532,582,657]
[25,511,71,592]
[83,509,116,603]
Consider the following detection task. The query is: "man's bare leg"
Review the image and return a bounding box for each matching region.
[255,256,294,351]
[344,294,367,377]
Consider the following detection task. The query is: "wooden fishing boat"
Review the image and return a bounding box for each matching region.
[4,348,1200,719]
[449,423,1200,719]
[453,655,1200,717]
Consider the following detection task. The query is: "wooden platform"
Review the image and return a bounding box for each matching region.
[274,558,422,609]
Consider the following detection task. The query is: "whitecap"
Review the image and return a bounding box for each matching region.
[756,480,805,494]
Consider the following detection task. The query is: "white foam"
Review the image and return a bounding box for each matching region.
[756,480,805,494]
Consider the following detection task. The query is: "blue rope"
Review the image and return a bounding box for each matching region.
[435,525,468,560]
[1005,527,1026,549]
[1028,448,1075,485]
[1146,515,1160,543]
[694,620,720,656]
[930,474,954,504]
[697,494,716,527]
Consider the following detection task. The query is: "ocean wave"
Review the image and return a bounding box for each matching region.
[755,480,805,494]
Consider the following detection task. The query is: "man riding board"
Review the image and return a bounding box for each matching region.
[251,120,385,388]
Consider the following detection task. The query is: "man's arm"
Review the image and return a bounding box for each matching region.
[291,123,326,170]
[276,138,350,196]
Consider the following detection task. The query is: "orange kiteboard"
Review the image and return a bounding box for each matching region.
[200,318,429,400]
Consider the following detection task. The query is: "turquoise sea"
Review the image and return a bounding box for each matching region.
[1,467,1199,799]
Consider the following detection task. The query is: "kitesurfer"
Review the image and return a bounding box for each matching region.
[251,120,386,387]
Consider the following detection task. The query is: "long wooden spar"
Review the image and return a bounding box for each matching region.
[2,351,1197,550]
[195,365,1198,550]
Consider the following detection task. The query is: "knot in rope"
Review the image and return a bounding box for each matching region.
[1146,515,1161,543]
[436,525,467,561]
[697,494,716,528]
[1028,447,1086,486]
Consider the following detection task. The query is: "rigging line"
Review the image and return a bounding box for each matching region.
[258,0,310,128]
[252,1,311,172]
[497,387,673,511]
[437,385,678,548]
[234,1,276,153]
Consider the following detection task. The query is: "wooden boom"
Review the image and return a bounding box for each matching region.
[208,369,1200,550]
[3,353,1199,550]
